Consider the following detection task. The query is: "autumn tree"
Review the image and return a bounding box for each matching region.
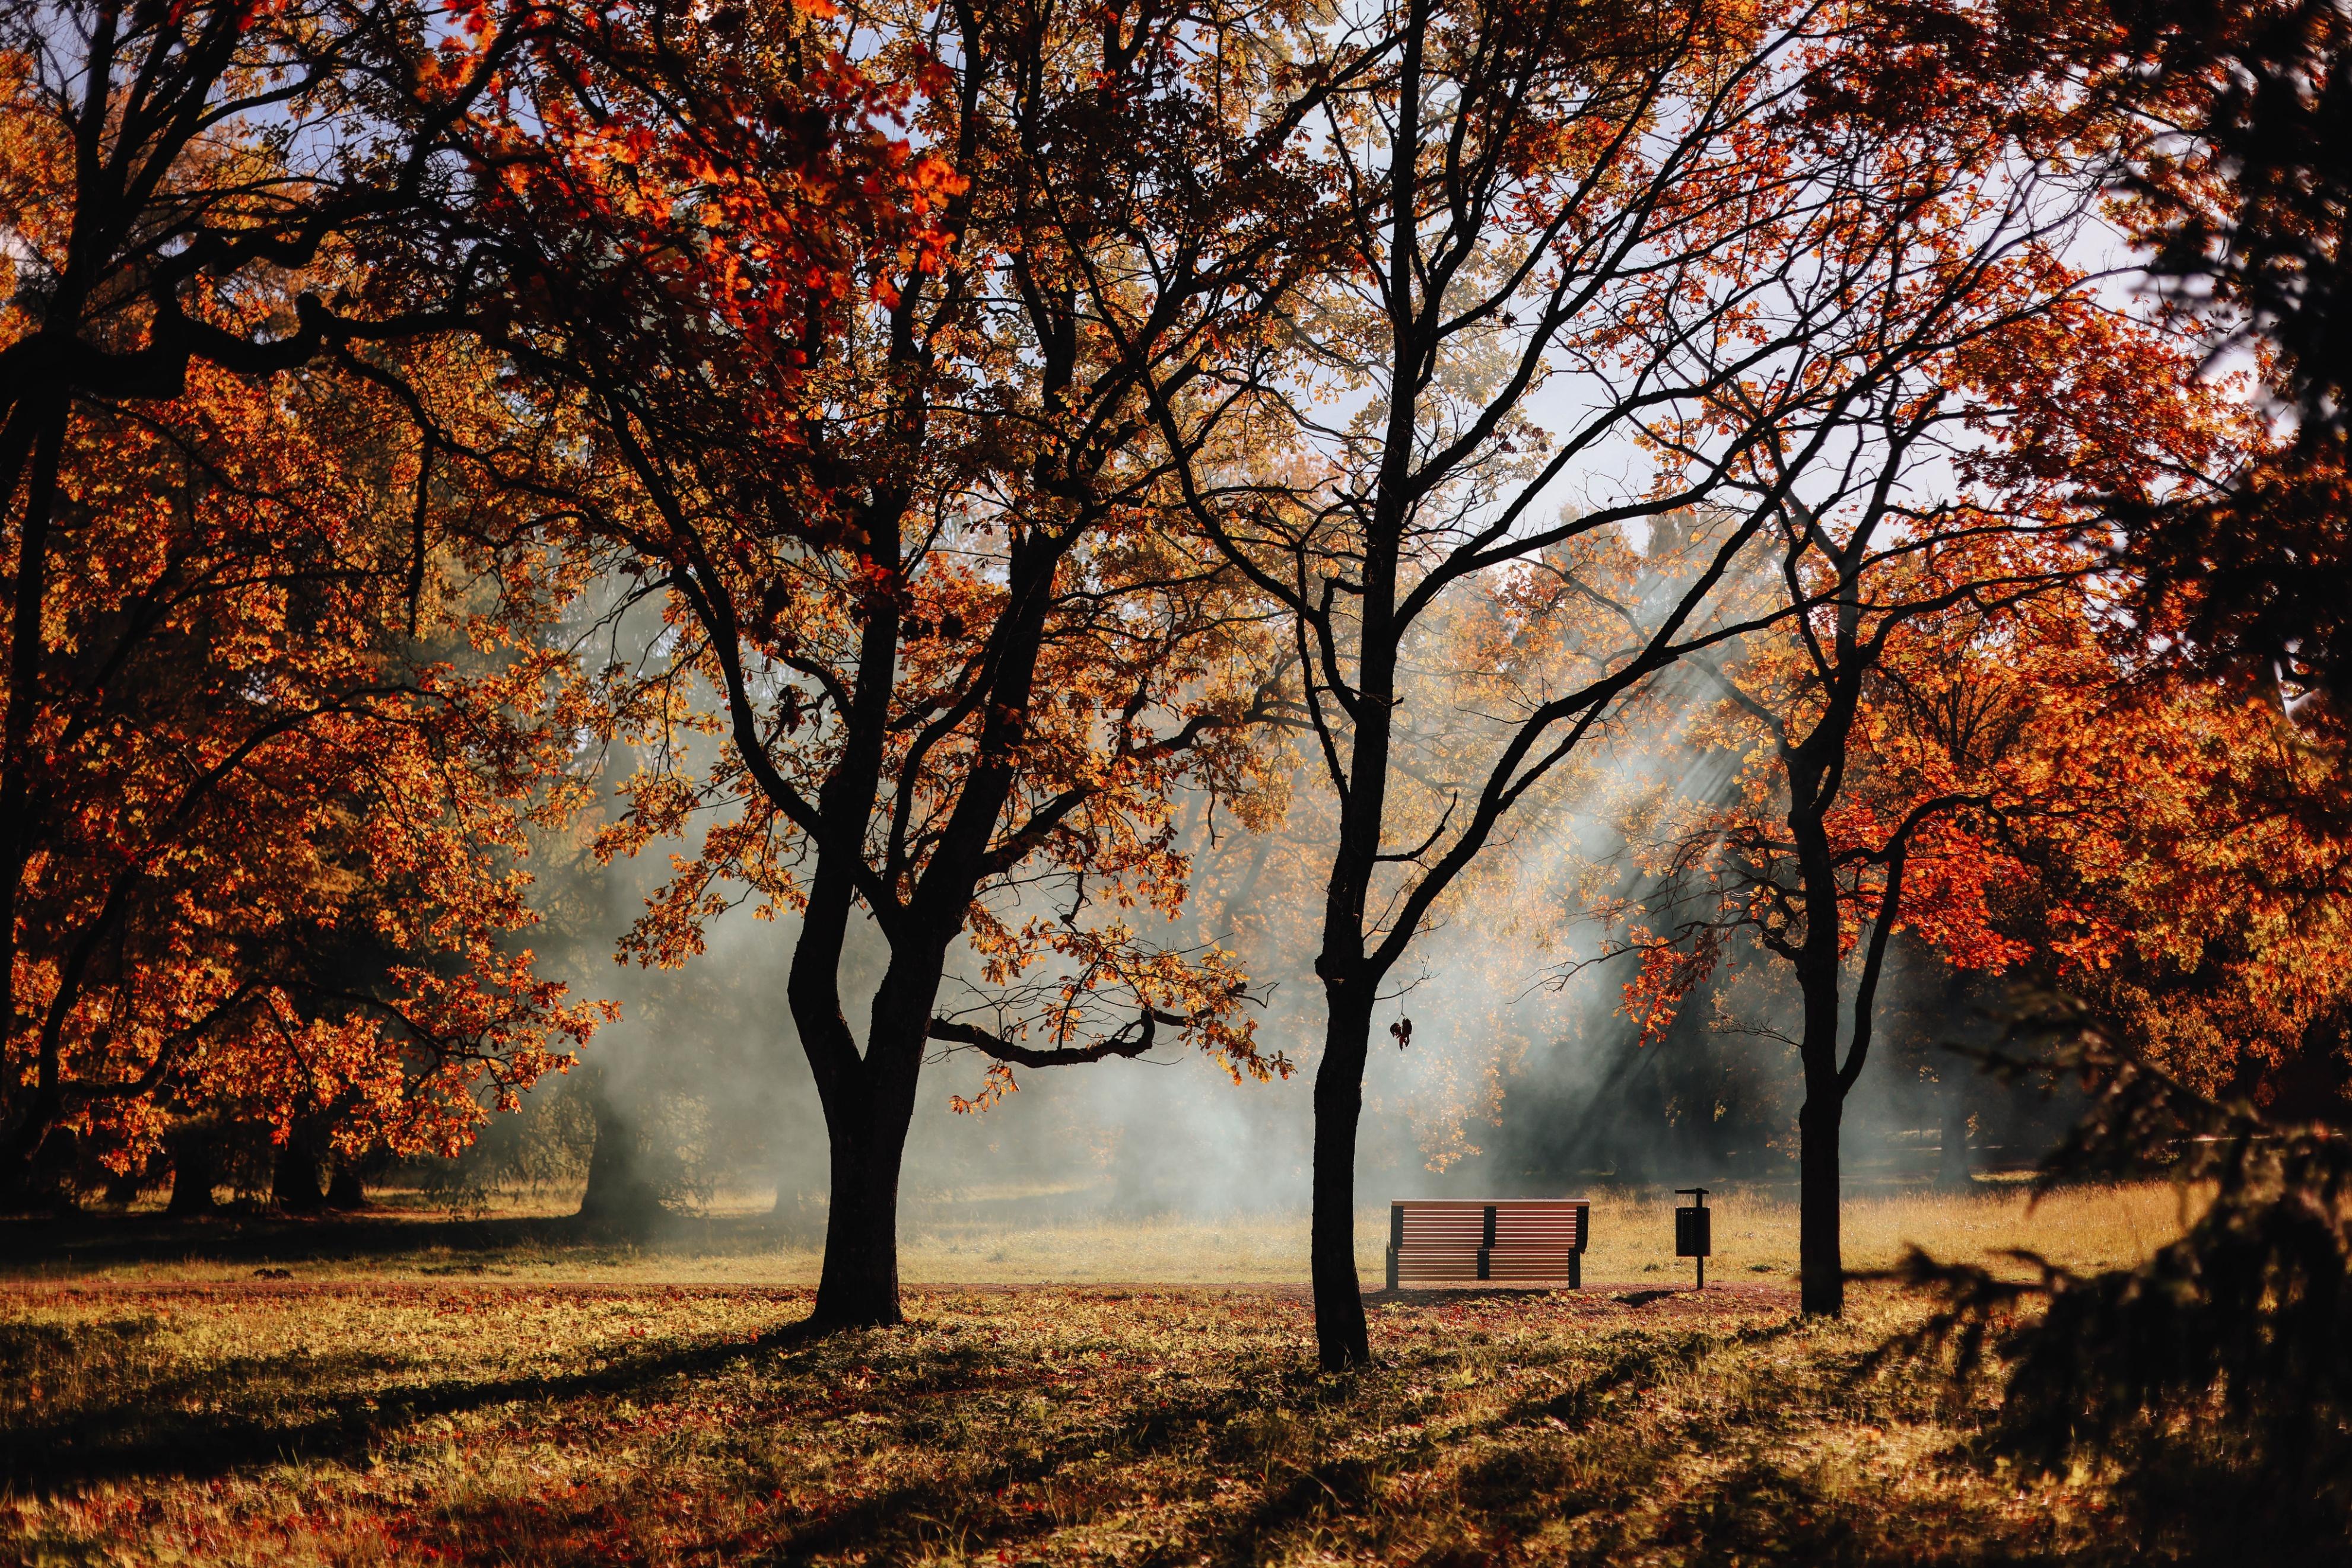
[0,301,608,1206]
[1604,263,2252,1308]
[1135,0,2176,1359]
[0,1,615,1204]
[2054,0,2352,707]
[378,0,1342,1325]
[1872,661,2352,1544]
[1612,562,2097,1311]
[0,0,546,486]
[1974,659,2352,1100]
[1849,0,2352,707]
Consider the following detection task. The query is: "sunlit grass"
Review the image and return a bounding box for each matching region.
[905,1182,2189,1284]
[13,1180,2194,1287]
[0,1184,2217,1565]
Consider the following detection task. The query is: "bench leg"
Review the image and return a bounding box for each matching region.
[1385,1246,1398,1293]
[1571,1251,1581,1290]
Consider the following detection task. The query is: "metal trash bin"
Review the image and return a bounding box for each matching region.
[1674,1187,1712,1289]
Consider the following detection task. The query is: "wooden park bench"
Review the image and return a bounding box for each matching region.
[1385,1198,1591,1290]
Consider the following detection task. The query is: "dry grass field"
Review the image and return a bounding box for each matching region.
[0,1184,2269,1566]
[2,1181,2198,1287]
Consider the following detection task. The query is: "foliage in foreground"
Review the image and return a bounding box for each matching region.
[1889,1003,2352,1550]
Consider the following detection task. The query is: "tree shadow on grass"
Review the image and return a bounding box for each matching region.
[19,1276,2286,1567]
[1170,1309,2120,1568]
[0,1208,806,1280]
[714,1302,1813,1567]
[0,1311,837,1496]
[679,1304,1761,1567]
[1642,1455,2066,1568]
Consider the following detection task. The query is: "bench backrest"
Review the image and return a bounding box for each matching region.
[1390,1198,1589,1253]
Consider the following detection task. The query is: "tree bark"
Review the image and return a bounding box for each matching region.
[1935,1083,1972,1191]
[576,1077,662,1234]
[1792,782,1852,1318]
[809,960,935,1329]
[165,1127,220,1217]
[325,1162,366,1210]
[0,406,69,1204]
[1797,1085,1844,1315]
[1311,988,1375,1369]
[1,1125,84,1214]
[811,1114,910,1328]
[272,1133,326,1214]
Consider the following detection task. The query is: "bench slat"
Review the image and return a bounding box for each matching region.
[1386,1198,1592,1290]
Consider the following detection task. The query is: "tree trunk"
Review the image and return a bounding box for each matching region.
[577,1078,662,1235]
[273,1132,326,1214]
[4,1125,83,1214]
[0,410,69,1215]
[165,1128,220,1217]
[1935,1083,1972,1191]
[1795,933,1848,1317]
[101,1165,145,1208]
[1797,1087,1844,1316]
[325,1163,366,1210]
[1309,534,1396,1370]
[1790,777,1852,1318]
[809,981,930,1330]
[1312,989,1375,1369]
[0,1145,37,1213]
[0,1131,42,1212]
[811,1121,908,1328]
